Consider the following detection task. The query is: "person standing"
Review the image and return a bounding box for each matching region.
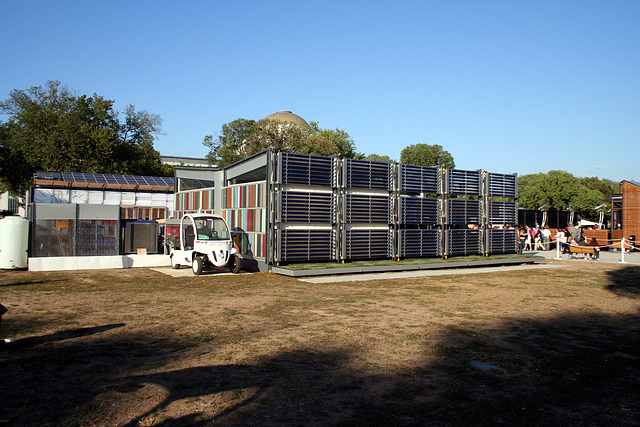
[534,226,545,250]
[524,226,533,250]
[555,228,566,253]
[543,226,552,250]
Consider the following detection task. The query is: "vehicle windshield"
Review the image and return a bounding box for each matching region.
[193,217,230,241]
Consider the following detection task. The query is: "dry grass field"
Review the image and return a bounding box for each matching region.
[1,260,639,426]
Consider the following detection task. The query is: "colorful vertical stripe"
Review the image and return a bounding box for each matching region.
[222,208,266,233]
[175,189,214,212]
[223,182,266,209]
[231,231,266,258]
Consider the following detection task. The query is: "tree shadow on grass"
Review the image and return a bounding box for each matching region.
[114,349,355,426]
[606,265,640,297]
[78,309,636,426]
[0,278,67,287]
[1,323,126,351]
[2,313,639,424]
[344,311,640,426]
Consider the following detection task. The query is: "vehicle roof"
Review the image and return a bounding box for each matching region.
[184,213,225,219]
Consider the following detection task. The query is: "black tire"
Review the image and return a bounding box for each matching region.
[192,255,204,275]
[229,255,241,274]
[170,255,180,269]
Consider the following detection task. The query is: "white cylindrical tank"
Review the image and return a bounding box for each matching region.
[0,216,29,269]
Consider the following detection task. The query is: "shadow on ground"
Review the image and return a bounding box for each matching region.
[606,266,640,297]
[1,269,639,426]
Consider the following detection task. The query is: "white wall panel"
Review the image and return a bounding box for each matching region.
[33,188,70,203]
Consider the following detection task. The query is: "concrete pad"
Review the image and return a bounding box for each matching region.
[298,264,566,284]
[29,255,170,271]
[523,249,640,265]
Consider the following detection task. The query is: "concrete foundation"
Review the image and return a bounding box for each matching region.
[28,255,170,271]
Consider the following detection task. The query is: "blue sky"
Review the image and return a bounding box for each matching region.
[1,1,638,181]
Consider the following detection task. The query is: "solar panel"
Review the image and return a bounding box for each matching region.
[39,171,174,187]
[35,171,63,180]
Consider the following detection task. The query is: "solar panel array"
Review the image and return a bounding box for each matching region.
[485,229,519,254]
[277,229,335,262]
[279,191,335,223]
[486,172,518,198]
[487,201,517,226]
[277,152,336,187]
[445,229,482,256]
[445,199,483,225]
[399,197,440,225]
[344,229,392,259]
[35,171,174,187]
[276,153,337,261]
[270,153,518,263]
[444,169,483,196]
[399,229,441,258]
[399,164,440,194]
[343,159,393,190]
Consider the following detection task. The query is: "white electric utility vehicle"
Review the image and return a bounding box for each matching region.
[169,213,241,275]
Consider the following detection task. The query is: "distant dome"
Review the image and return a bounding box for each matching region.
[264,110,310,128]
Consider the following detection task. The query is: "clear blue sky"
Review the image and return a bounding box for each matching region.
[1,1,638,181]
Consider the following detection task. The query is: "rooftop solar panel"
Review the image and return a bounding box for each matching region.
[37,171,174,187]
[35,171,63,180]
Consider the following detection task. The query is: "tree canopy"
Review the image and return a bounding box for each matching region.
[518,170,617,222]
[400,143,455,169]
[0,81,172,194]
[203,118,363,167]
[364,154,393,163]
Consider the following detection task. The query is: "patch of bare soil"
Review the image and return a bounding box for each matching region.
[1,261,639,426]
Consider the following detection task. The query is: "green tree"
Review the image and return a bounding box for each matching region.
[400,143,455,168]
[579,176,618,200]
[518,170,607,221]
[364,154,392,163]
[204,118,258,167]
[110,105,169,176]
[316,127,363,159]
[203,118,362,167]
[0,81,170,194]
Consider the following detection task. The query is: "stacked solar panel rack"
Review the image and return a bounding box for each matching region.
[271,152,518,263]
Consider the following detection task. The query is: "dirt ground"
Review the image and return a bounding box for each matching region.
[1,260,639,426]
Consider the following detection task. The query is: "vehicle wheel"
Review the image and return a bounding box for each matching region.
[229,255,241,274]
[192,255,204,275]
[170,255,180,269]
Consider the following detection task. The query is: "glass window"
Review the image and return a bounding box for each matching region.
[137,208,151,220]
[193,217,230,240]
[152,208,166,221]
[32,219,75,257]
[179,178,214,191]
[121,207,135,219]
[183,222,195,249]
[77,220,118,256]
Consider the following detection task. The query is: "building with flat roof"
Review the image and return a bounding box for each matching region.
[160,156,210,167]
[27,171,175,257]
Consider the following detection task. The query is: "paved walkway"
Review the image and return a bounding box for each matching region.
[298,263,566,284]
[523,248,640,265]
[151,249,640,281]
[299,250,640,284]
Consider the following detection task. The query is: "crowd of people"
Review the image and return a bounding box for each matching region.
[519,224,593,253]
